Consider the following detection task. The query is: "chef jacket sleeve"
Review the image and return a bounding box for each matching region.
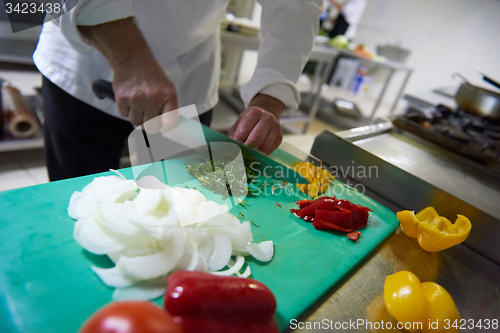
[58,0,136,54]
[240,0,323,112]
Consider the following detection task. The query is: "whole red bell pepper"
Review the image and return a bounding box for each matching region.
[164,271,278,333]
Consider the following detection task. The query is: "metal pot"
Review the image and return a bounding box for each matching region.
[453,73,500,122]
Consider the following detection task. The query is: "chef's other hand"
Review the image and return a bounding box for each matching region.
[113,59,178,129]
[229,94,284,154]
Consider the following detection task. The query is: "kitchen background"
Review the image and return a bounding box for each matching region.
[1,0,499,191]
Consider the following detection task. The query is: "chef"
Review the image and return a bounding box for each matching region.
[327,0,367,40]
[33,0,322,181]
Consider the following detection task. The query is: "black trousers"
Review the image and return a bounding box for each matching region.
[42,76,213,181]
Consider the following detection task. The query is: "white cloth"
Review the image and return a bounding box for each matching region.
[33,0,322,119]
[342,0,367,40]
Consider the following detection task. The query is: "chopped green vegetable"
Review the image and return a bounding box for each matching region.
[185,158,258,198]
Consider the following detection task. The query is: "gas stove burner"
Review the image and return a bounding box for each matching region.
[394,104,500,161]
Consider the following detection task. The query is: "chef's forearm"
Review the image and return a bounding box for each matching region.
[78,18,155,72]
[249,93,284,120]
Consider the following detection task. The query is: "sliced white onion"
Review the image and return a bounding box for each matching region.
[204,221,253,250]
[84,176,138,203]
[117,229,186,279]
[112,278,167,301]
[231,245,250,256]
[144,213,180,240]
[95,204,150,236]
[133,188,164,215]
[246,241,274,262]
[68,191,98,220]
[195,232,215,261]
[109,169,127,180]
[173,233,208,272]
[179,201,229,227]
[236,265,252,278]
[69,175,275,300]
[91,266,137,288]
[207,235,232,271]
[211,255,245,276]
[73,217,131,255]
[136,175,167,190]
[178,187,207,206]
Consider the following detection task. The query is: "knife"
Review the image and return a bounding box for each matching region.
[91,79,309,184]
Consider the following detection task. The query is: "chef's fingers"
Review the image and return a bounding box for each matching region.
[128,94,148,127]
[116,98,131,118]
[270,133,283,154]
[258,124,282,154]
[230,107,264,143]
[143,101,165,133]
[143,112,161,133]
[160,108,180,132]
[161,94,178,113]
[244,118,273,150]
[144,89,178,133]
[228,118,241,138]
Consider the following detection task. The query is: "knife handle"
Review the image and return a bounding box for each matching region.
[92,80,115,102]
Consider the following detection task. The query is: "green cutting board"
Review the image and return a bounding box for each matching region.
[0,147,398,333]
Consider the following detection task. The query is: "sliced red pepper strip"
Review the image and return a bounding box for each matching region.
[297,198,337,217]
[303,215,314,222]
[296,199,314,209]
[313,219,355,233]
[336,199,373,212]
[316,210,353,229]
[315,210,369,229]
[351,210,369,228]
[347,231,362,241]
[296,196,334,209]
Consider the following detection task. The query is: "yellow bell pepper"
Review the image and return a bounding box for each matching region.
[421,282,461,333]
[384,271,460,333]
[293,161,332,198]
[397,207,471,252]
[384,271,428,328]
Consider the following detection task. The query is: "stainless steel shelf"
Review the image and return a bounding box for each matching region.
[0,135,43,153]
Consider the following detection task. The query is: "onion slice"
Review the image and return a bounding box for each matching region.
[246,241,274,262]
[91,266,137,288]
[211,255,245,276]
[112,277,167,301]
[68,191,98,220]
[207,235,232,271]
[73,217,131,255]
[116,229,186,279]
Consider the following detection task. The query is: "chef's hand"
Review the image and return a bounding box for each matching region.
[228,94,284,154]
[113,59,178,128]
[79,18,178,130]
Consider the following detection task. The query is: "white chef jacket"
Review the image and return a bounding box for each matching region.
[33,0,322,119]
[342,0,367,40]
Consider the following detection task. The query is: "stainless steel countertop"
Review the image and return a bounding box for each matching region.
[295,229,500,332]
[278,127,500,332]
[354,131,500,218]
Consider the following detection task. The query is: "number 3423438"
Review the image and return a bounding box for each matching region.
[5,2,62,15]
